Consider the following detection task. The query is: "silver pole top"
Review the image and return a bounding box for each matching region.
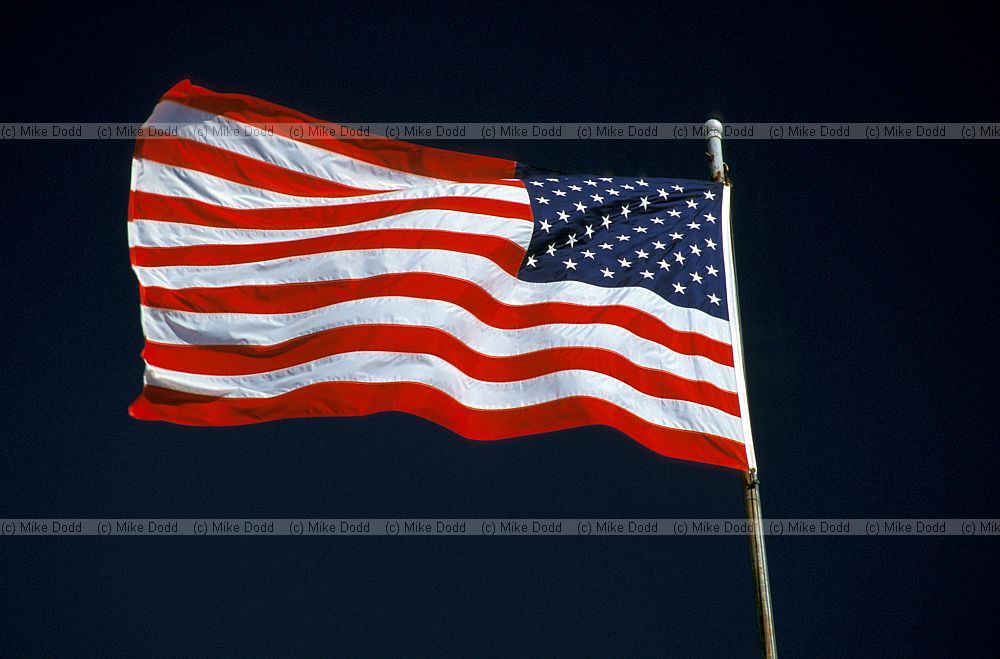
[704,119,726,182]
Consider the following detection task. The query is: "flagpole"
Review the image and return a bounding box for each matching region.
[704,119,777,658]
[704,119,727,183]
[744,468,777,657]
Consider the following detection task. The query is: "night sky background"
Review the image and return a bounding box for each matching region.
[2,7,997,656]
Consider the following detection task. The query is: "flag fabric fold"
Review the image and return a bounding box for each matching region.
[128,80,755,471]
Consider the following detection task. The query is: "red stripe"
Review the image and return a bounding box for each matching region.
[139,273,735,367]
[129,191,532,230]
[130,382,749,471]
[141,325,739,416]
[130,229,525,275]
[136,136,382,198]
[155,80,518,183]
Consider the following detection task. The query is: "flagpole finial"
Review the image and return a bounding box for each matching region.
[704,119,726,183]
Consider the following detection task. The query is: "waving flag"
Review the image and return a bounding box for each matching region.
[128,81,756,471]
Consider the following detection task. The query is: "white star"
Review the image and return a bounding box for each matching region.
[536,196,550,205]
[591,194,604,203]
[633,226,648,234]
[705,238,717,250]
[650,217,665,224]
[584,224,595,238]
[669,232,684,240]
[618,258,632,268]
[668,209,682,218]
[657,188,670,199]
[563,258,578,270]
[568,184,582,191]
[687,221,701,230]
[652,240,667,250]
[582,249,596,259]
[657,259,671,270]
[552,189,566,197]
[607,188,620,196]
[706,265,719,277]
[615,234,631,242]
[640,270,654,280]
[598,242,613,250]
[566,234,578,247]
[546,178,560,182]
[704,190,716,200]
[573,202,587,213]
[539,219,552,233]
[620,204,632,219]
[671,184,684,192]
[621,183,635,190]
[526,255,537,267]
[686,199,698,209]
[557,210,570,222]
[704,213,717,223]
[690,271,703,283]
[636,179,649,187]
[638,196,651,209]
[599,177,613,182]
[635,248,649,259]
[673,252,686,265]
[529,181,545,187]
[584,179,597,187]
[708,293,721,305]
[672,282,687,294]
[601,268,615,278]
[545,243,557,256]
[690,244,702,256]
[600,214,613,229]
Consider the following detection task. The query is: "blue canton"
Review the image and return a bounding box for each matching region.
[516,176,729,320]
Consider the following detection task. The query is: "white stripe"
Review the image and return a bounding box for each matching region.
[140,297,736,392]
[147,101,453,191]
[143,352,745,442]
[128,209,533,249]
[132,159,529,210]
[721,186,757,469]
[133,249,732,343]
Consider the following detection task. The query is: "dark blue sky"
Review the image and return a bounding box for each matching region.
[2,7,997,656]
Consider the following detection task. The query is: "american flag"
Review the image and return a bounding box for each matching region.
[129,81,755,471]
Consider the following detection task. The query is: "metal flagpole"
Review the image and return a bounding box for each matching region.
[744,468,777,657]
[704,119,727,183]
[704,119,777,658]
